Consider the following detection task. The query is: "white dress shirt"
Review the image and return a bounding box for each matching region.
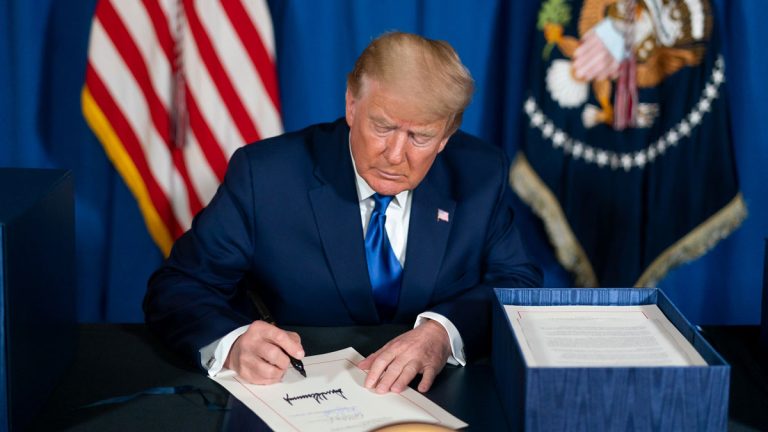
[349,155,466,368]
[200,143,466,376]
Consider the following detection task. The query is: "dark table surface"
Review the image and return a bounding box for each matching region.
[30,324,768,431]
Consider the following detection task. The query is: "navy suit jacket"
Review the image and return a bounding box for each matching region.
[144,119,542,365]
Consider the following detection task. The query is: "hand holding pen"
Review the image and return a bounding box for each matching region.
[223,320,307,383]
[247,290,306,378]
[223,291,306,383]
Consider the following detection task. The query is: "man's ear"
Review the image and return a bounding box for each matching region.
[345,88,356,127]
[437,135,450,154]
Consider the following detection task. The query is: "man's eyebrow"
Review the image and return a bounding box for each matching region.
[410,127,438,138]
[370,115,437,137]
[370,115,394,127]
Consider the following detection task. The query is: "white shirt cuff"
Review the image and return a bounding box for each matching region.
[415,312,466,366]
[199,324,250,376]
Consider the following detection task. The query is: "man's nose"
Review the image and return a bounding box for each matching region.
[383,132,407,165]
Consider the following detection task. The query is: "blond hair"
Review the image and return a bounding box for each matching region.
[347,32,475,136]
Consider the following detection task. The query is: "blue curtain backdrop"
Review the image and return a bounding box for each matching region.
[0,0,765,324]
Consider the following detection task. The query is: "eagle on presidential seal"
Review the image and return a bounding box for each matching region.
[538,0,712,129]
[510,0,746,289]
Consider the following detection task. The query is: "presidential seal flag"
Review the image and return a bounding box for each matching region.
[511,0,747,287]
[82,0,282,256]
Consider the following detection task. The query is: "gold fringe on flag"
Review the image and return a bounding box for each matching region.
[635,192,747,287]
[509,152,747,287]
[82,86,174,256]
[509,153,598,287]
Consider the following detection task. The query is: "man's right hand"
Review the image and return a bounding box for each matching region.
[223,320,305,384]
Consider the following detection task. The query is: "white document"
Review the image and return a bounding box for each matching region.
[504,305,707,367]
[212,347,467,431]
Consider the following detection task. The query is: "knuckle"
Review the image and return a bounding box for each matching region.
[262,345,283,363]
[381,364,399,378]
[274,354,290,369]
[272,329,287,343]
[264,325,282,340]
[402,362,420,375]
[422,366,436,378]
[250,320,269,333]
[379,350,397,363]
[372,357,391,372]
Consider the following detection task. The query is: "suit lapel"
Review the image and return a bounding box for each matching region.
[308,122,379,324]
[395,167,455,321]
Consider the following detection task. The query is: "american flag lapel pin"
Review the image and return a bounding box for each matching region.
[437,208,450,223]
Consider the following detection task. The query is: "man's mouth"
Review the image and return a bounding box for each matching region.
[376,169,403,180]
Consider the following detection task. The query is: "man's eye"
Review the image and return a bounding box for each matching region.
[410,134,431,146]
[374,125,392,134]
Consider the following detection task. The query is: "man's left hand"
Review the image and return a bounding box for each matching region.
[357,319,451,394]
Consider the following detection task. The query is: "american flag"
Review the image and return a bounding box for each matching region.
[437,209,450,223]
[82,0,282,256]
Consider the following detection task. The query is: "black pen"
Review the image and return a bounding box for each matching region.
[247,290,307,378]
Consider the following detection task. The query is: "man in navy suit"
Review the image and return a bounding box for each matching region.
[144,32,541,394]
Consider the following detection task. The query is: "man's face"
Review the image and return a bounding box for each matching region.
[345,80,450,196]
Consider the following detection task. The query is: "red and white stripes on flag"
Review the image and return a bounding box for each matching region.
[82,0,282,256]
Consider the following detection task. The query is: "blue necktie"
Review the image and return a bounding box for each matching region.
[365,193,402,321]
